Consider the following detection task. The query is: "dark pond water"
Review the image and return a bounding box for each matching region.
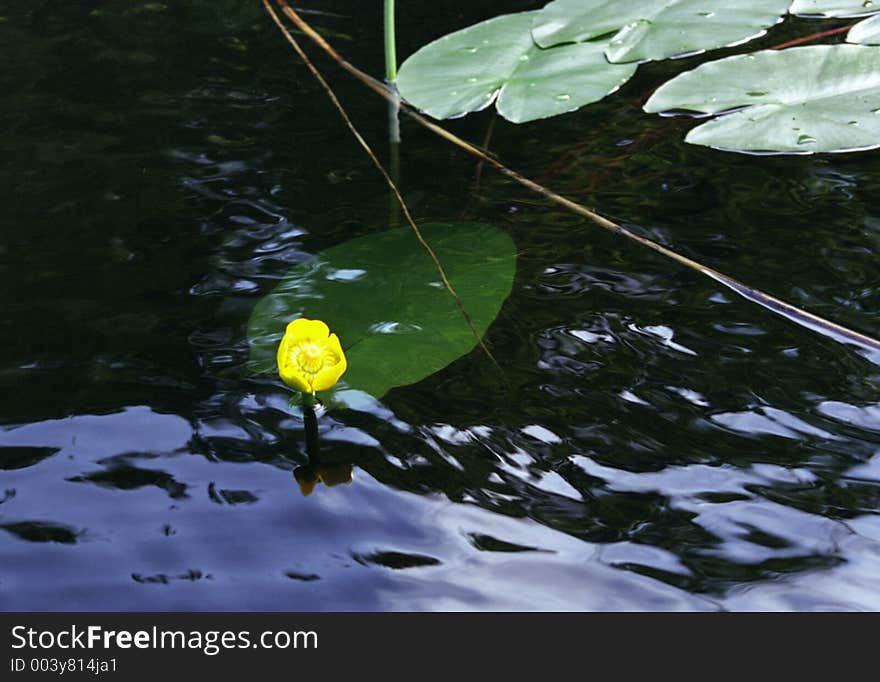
[2,1,880,611]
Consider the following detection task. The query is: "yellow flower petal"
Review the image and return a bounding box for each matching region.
[279,363,312,392]
[276,329,292,371]
[325,332,344,358]
[312,357,346,391]
[287,317,330,343]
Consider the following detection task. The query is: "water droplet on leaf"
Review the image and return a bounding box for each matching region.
[369,321,423,335]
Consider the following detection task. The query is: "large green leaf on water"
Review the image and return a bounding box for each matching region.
[644,45,880,153]
[531,0,789,63]
[789,0,880,17]
[395,12,636,123]
[848,14,880,43]
[248,223,516,401]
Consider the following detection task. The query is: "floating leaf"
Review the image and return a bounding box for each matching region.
[531,0,789,63]
[247,223,516,401]
[789,0,880,17]
[848,13,880,42]
[644,45,880,153]
[396,12,635,123]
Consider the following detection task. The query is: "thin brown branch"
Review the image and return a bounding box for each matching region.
[770,24,853,50]
[269,0,880,358]
[262,0,502,374]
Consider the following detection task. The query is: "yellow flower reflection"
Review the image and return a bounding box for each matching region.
[294,463,353,497]
[276,318,347,394]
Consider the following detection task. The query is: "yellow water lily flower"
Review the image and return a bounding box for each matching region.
[276,318,347,393]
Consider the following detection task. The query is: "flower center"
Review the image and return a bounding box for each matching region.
[295,342,327,374]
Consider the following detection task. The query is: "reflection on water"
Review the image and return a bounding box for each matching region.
[293,404,354,496]
[1,1,880,611]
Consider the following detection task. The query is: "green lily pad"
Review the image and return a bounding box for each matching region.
[247,223,516,401]
[644,45,880,153]
[396,11,636,123]
[531,0,789,63]
[789,0,880,17]
[848,14,880,43]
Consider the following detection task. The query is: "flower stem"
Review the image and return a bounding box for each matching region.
[383,0,397,82]
[303,403,320,458]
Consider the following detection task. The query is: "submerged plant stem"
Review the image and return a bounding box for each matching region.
[268,0,880,360]
[385,0,400,152]
[263,0,502,375]
[389,102,401,227]
[384,0,397,83]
